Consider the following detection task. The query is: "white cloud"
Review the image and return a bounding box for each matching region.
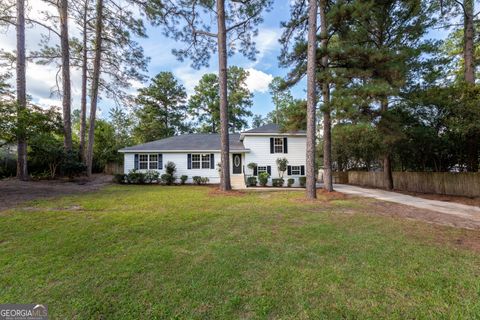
[245,68,273,93]
[173,65,215,95]
[254,28,281,63]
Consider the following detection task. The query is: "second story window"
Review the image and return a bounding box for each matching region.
[274,138,284,153]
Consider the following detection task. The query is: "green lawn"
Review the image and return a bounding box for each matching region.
[1,186,479,319]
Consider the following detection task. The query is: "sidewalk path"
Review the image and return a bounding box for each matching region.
[333,184,480,221]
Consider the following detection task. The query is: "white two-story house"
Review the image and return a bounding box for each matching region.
[119,123,306,188]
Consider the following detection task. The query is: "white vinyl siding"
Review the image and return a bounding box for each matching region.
[243,135,306,186]
[124,152,221,183]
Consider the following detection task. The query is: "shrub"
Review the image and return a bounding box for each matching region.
[144,170,160,184]
[180,175,188,184]
[258,172,269,186]
[113,174,127,184]
[276,157,288,178]
[164,161,177,175]
[299,176,306,187]
[193,176,209,185]
[246,176,257,187]
[272,178,284,187]
[127,169,145,184]
[247,162,257,171]
[161,173,176,185]
[61,150,86,179]
[287,178,295,187]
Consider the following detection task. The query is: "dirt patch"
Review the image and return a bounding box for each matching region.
[396,190,480,207]
[0,174,112,211]
[208,186,245,197]
[317,189,348,201]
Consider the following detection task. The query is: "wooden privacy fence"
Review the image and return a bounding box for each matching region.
[346,171,480,197]
[104,162,123,175]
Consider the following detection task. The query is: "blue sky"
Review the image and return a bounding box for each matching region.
[0,0,451,122]
[0,0,305,121]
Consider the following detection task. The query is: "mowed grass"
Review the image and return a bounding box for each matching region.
[0,186,479,319]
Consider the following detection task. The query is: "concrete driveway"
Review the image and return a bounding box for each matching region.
[332,184,480,221]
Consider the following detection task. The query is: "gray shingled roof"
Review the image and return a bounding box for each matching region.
[119,133,246,152]
[242,123,306,134]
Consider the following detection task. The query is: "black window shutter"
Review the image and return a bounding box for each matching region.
[287,165,291,175]
[270,138,274,153]
[134,154,139,170]
[267,166,271,176]
[187,154,192,169]
[253,166,258,176]
[301,165,305,175]
[210,153,215,169]
[283,137,288,153]
[158,154,163,169]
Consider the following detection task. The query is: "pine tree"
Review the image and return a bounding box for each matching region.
[150,0,272,191]
[134,72,188,142]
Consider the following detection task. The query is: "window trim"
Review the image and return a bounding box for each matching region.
[191,153,212,169]
[274,137,284,153]
[257,166,267,174]
[290,165,301,175]
[138,153,159,170]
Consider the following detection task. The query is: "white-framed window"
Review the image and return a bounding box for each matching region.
[274,138,284,153]
[149,154,158,169]
[191,154,211,169]
[291,165,301,175]
[139,154,158,170]
[191,154,201,169]
[201,154,210,169]
[257,166,267,174]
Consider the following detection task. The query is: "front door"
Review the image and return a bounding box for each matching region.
[232,153,242,174]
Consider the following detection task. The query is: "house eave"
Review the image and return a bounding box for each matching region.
[119,149,251,153]
[239,132,306,141]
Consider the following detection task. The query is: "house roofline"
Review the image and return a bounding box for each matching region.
[118,149,250,153]
[239,132,306,141]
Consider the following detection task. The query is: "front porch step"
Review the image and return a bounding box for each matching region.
[230,175,246,190]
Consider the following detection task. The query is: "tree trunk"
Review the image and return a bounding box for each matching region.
[86,0,103,176]
[319,0,333,192]
[463,0,475,84]
[79,0,88,163]
[59,0,72,151]
[306,0,317,199]
[381,99,394,190]
[16,0,28,181]
[463,0,478,171]
[216,0,231,191]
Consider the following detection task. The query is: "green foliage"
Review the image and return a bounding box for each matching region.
[299,176,306,188]
[287,178,295,187]
[134,72,188,143]
[144,170,160,184]
[192,176,209,185]
[276,157,289,178]
[272,178,284,187]
[246,176,257,187]
[61,151,86,179]
[127,170,145,184]
[258,172,270,186]
[247,162,257,170]
[188,66,253,133]
[113,174,127,184]
[164,161,177,175]
[180,175,188,185]
[160,173,176,185]
[28,133,64,178]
